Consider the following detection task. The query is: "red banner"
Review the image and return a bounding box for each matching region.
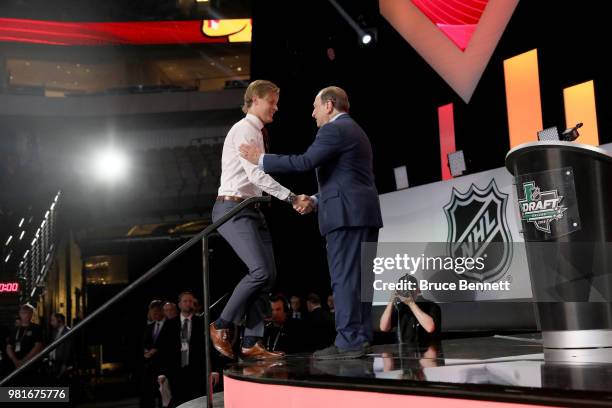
[0,18,250,46]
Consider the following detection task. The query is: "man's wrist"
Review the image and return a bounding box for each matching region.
[286,192,297,204]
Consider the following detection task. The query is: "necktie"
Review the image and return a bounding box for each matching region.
[262,127,270,153]
[181,319,189,367]
[153,322,160,342]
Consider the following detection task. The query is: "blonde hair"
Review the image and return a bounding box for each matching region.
[242,80,280,113]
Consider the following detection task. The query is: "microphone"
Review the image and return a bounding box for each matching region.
[560,122,583,142]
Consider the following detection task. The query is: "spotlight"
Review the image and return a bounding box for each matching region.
[93,148,129,183]
[359,29,376,46]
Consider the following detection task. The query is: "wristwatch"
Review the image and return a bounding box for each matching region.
[286,192,297,204]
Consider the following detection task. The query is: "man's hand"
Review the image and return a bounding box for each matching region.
[239,142,264,165]
[394,290,414,305]
[293,194,314,215]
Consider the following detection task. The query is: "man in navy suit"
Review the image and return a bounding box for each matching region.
[240,86,382,359]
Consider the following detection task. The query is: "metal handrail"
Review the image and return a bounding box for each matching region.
[0,195,271,408]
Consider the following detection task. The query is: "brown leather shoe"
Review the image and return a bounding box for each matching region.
[240,342,285,361]
[242,360,285,377]
[209,322,234,359]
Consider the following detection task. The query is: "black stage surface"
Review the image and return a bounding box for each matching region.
[225,335,612,407]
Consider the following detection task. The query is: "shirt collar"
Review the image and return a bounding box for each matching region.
[330,112,347,123]
[246,113,265,130]
[180,314,192,323]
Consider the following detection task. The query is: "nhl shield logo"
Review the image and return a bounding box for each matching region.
[443,180,513,282]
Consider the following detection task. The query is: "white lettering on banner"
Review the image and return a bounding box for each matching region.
[521,199,560,213]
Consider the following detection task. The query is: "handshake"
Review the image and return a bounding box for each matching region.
[293,194,315,215]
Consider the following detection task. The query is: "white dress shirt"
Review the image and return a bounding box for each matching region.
[180,314,192,367]
[152,319,165,341]
[180,314,192,341]
[218,113,291,201]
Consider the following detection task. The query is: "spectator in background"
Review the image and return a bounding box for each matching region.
[163,302,178,320]
[48,313,72,381]
[290,296,303,320]
[6,304,44,379]
[263,296,304,353]
[305,293,336,351]
[141,300,174,408]
[327,294,335,314]
[0,323,9,376]
[170,291,206,405]
[193,298,204,316]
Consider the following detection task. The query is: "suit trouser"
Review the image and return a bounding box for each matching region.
[325,226,379,350]
[212,201,276,338]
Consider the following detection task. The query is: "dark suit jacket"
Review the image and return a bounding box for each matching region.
[263,114,383,235]
[304,307,336,351]
[52,326,72,366]
[166,315,205,370]
[143,319,177,376]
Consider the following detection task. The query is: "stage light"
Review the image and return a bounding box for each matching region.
[393,166,409,190]
[448,150,466,177]
[536,123,582,142]
[93,148,129,183]
[560,122,583,142]
[537,126,559,141]
[359,29,377,47]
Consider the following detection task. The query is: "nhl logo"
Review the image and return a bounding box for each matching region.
[443,180,513,282]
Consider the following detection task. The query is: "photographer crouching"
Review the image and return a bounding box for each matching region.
[379,275,441,344]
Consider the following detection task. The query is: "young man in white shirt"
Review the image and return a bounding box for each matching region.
[209,80,310,360]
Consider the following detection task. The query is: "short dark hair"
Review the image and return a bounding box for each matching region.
[178,291,194,302]
[318,86,350,112]
[149,300,164,310]
[53,313,66,324]
[306,293,321,305]
[270,295,290,313]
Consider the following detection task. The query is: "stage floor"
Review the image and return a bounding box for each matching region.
[224,335,612,407]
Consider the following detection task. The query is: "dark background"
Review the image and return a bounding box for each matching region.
[1,0,611,392]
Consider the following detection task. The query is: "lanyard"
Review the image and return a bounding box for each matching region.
[15,326,27,342]
[272,325,283,351]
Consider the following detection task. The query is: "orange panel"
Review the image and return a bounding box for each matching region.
[503,49,543,148]
[563,80,599,146]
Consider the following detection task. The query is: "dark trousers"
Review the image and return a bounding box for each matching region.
[325,227,379,350]
[173,364,204,406]
[212,201,276,337]
[140,363,161,408]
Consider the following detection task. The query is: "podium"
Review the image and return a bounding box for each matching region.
[506,141,612,349]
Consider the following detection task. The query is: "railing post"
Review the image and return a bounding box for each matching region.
[202,236,213,408]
